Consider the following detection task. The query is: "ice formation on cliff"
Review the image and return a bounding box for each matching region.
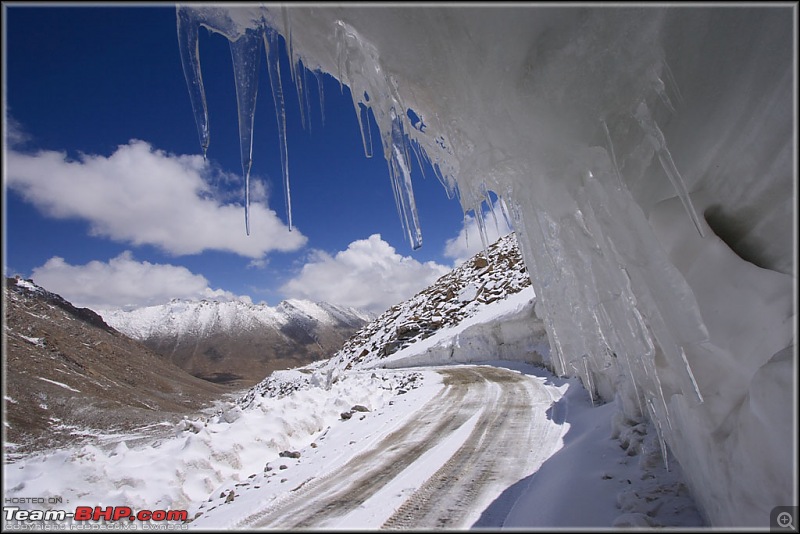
[175,5,795,526]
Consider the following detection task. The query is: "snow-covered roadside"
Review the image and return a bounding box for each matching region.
[2,369,439,524]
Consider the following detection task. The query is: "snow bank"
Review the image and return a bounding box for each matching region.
[498,374,704,528]
[379,287,549,369]
[2,369,429,517]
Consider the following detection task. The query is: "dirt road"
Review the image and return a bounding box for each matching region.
[234,365,566,529]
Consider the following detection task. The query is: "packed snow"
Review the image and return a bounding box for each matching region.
[174,5,796,527]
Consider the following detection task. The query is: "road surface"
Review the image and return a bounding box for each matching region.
[226,365,567,529]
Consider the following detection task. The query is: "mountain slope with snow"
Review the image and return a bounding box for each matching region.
[3,277,223,456]
[101,298,372,386]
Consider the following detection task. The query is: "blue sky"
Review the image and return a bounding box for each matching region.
[3,5,510,314]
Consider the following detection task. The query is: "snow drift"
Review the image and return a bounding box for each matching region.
[175,5,796,526]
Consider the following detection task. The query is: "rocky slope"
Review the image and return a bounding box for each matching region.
[101,298,372,387]
[3,277,224,456]
[328,232,534,369]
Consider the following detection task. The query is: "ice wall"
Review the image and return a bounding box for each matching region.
[175,5,796,526]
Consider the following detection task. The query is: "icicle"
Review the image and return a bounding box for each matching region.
[653,76,676,114]
[463,212,471,251]
[582,355,595,407]
[395,103,414,171]
[651,361,674,432]
[295,58,308,129]
[569,357,594,406]
[301,67,313,131]
[264,30,292,231]
[635,101,705,238]
[229,29,262,235]
[314,71,326,126]
[485,190,502,236]
[353,100,373,158]
[282,6,296,83]
[433,163,456,199]
[498,196,514,232]
[646,397,670,472]
[176,6,210,158]
[662,59,684,107]
[679,346,704,404]
[473,198,491,262]
[624,351,645,416]
[387,107,423,249]
[601,119,625,190]
[334,21,345,94]
[282,6,309,131]
[553,333,567,377]
[409,139,427,181]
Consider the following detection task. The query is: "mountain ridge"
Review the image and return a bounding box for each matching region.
[100,295,373,386]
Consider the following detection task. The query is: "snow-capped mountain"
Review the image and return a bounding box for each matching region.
[101,298,373,387]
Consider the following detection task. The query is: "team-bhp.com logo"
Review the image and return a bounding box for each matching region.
[3,505,188,530]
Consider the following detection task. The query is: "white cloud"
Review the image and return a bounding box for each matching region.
[4,114,31,147]
[281,234,450,314]
[443,198,513,266]
[5,140,306,258]
[30,251,250,311]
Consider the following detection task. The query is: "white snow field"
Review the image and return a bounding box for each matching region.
[174,5,796,527]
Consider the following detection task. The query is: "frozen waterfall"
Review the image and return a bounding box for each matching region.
[176,5,796,527]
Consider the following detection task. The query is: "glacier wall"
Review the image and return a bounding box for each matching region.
[175,5,796,526]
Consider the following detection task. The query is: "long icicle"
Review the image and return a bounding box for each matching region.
[409,138,427,181]
[301,66,313,132]
[635,101,705,238]
[176,6,210,158]
[388,107,422,249]
[484,189,501,236]
[295,58,308,129]
[264,30,292,231]
[314,70,326,127]
[601,119,625,190]
[229,29,262,236]
[355,101,374,158]
[663,59,685,107]
[334,21,346,94]
[474,200,491,262]
[498,195,514,232]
